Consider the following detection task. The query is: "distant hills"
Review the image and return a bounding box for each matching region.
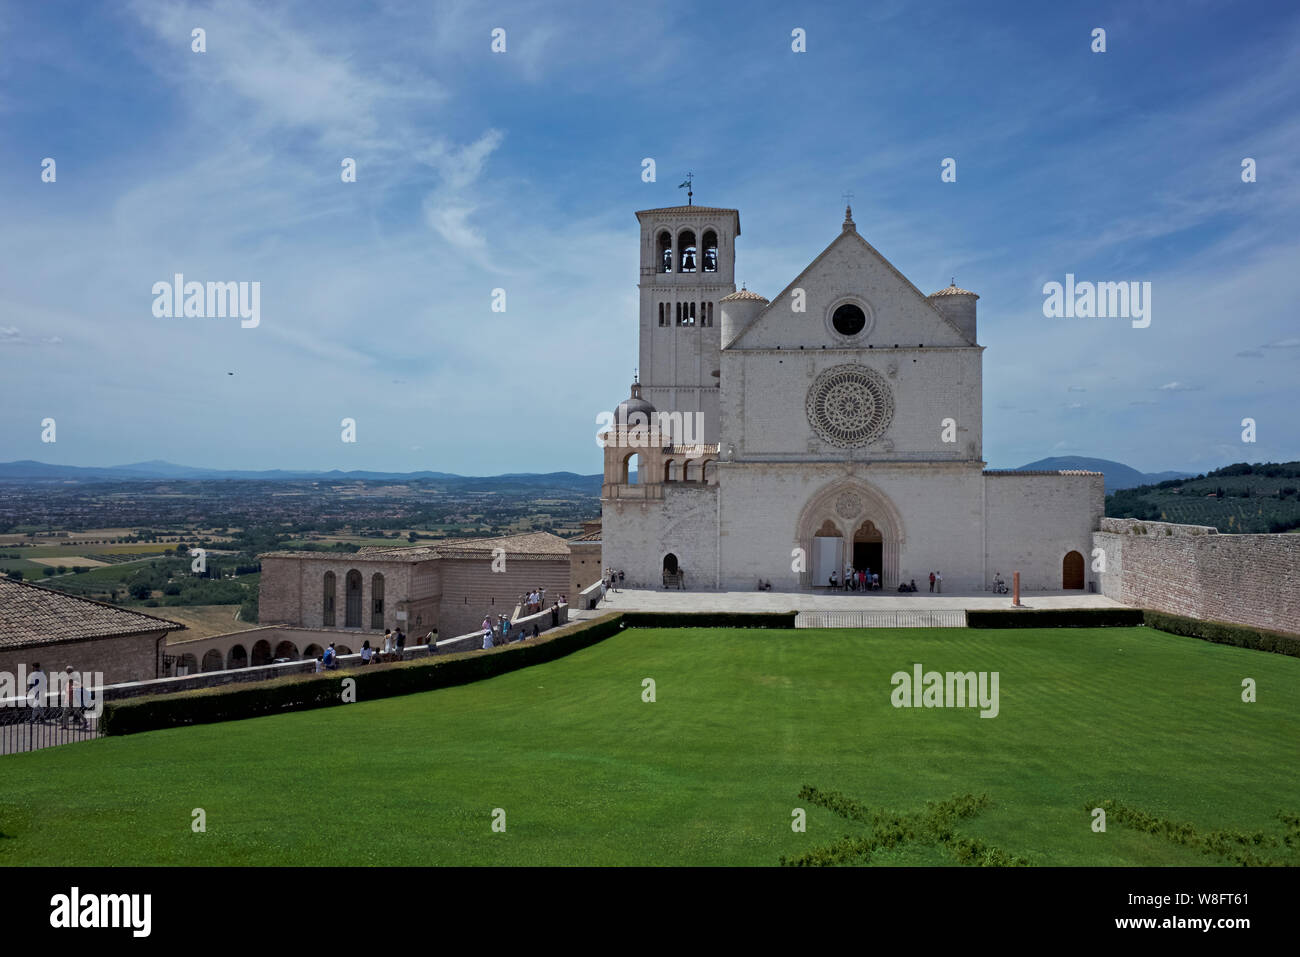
[0,456,1195,492]
[1014,457,1194,491]
[0,459,602,491]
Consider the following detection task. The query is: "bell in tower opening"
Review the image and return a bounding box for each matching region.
[678,230,697,272]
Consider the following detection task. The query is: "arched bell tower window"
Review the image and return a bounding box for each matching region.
[702,230,718,272]
[677,230,697,273]
[657,231,673,273]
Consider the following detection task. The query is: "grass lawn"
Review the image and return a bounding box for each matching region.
[1,626,1296,866]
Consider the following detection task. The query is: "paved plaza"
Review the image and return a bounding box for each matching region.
[570,586,1126,619]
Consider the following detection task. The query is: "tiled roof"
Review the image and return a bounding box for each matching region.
[259,548,432,562]
[435,531,571,557]
[635,206,738,216]
[929,283,979,298]
[720,288,769,303]
[0,578,184,649]
[260,531,571,562]
[569,528,603,543]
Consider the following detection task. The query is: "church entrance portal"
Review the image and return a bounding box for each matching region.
[796,482,905,589]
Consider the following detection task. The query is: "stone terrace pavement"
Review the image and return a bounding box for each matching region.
[569,587,1127,619]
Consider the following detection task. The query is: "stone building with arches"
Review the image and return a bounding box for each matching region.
[257,531,573,644]
[600,203,1104,592]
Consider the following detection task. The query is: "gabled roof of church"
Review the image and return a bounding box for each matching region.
[729,217,973,349]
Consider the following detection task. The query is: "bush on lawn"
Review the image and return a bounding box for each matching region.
[1142,610,1300,658]
[967,608,1145,629]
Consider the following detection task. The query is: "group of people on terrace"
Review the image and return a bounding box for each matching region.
[482,612,537,649]
[829,566,882,591]
[521,587,549,614]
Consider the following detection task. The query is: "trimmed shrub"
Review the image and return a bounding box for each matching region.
[102,613,625,735]
[619,611,798,629]
[967,608,1145,629]
[1142,610,1300,658]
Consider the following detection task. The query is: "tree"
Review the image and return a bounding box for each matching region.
[129,582,152,600]
[4,569,22,581]
[42,567,56,576]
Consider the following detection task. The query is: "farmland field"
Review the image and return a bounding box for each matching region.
[1,625,1296,866]
[162,604,258,639]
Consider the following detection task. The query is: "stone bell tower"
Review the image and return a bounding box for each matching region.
[634,204,740,444]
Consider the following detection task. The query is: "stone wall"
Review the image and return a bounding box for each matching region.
[0,629,167,686]
[436,556,571,639]
[984,472,1105,591]
[259,556,424,634]
[1094,520,1300,635]
[602,484,718,588]
[569,540,603,597]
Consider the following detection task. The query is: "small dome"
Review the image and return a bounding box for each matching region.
[720,287,769,303]
[929,282,979,299]
[615,381,656,427]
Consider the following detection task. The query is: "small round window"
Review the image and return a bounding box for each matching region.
[831,303,867,337]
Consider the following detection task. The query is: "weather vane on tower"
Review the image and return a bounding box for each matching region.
[679,172,694,206]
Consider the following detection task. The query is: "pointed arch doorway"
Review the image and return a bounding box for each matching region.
[853,519,883,580]
[795,480,905,589]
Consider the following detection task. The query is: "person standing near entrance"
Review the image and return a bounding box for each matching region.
[935,571,943,594]
[928,571,935,593]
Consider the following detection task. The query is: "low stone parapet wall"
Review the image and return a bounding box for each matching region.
[93,604,569,701]
[1094,524,1300,636]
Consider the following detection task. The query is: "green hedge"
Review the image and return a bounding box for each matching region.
[618,611,798,629]
[1142,610,1300,658]
[102,613,625,736]
[967,608,1146,629]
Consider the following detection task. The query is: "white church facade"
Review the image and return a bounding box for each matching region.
[599,203,1104,593]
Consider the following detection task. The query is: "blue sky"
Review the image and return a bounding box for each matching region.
[1,0,1297,475]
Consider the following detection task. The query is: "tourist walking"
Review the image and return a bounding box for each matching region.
[929,571,935,593]
[361,640,373,665]
[28,662,46,720]
[935,571,943,594]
